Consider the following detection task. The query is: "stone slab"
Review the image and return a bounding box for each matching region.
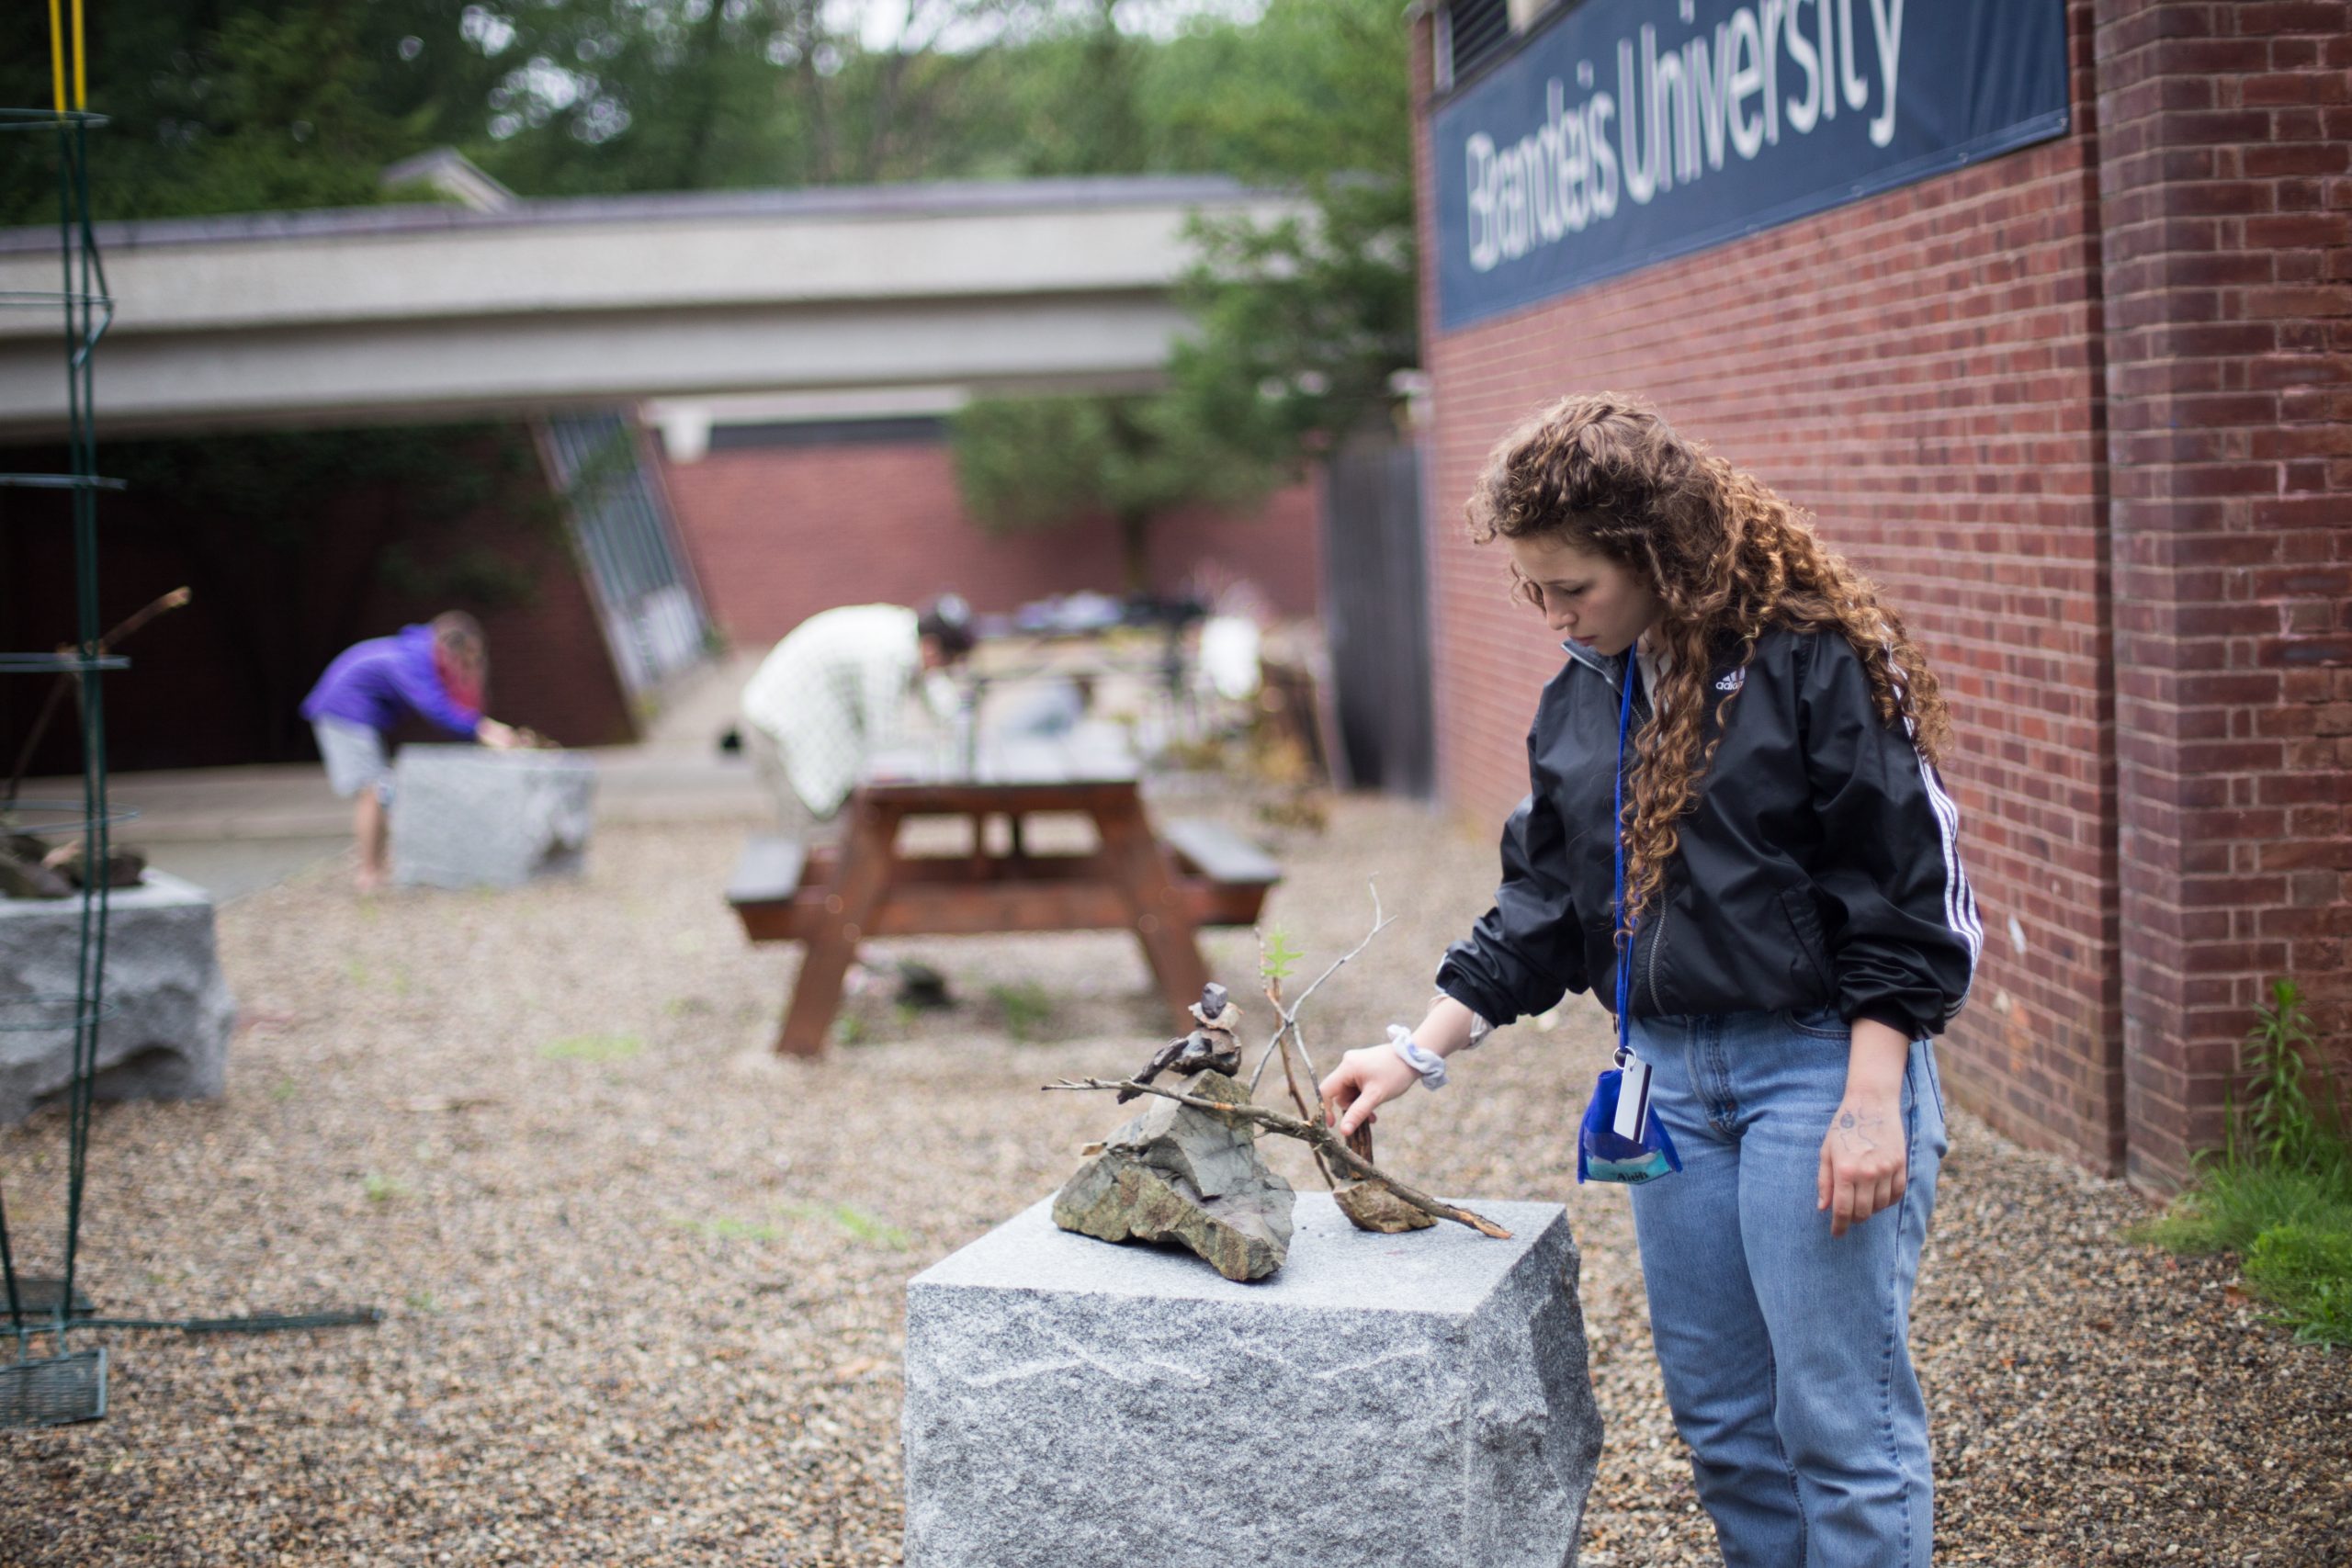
[0,870,237,1124]
[903,1191,1599,1568]
[389,745,597,889]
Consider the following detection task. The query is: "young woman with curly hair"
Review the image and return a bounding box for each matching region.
[1323,394,1979,1567]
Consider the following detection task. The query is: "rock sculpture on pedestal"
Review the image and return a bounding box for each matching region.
[1115,981,1243,1099]
[1053,983,1295,1281]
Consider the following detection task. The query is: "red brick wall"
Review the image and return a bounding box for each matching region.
[658,438,1323,648]
[1412,6,2131,1171]
[2094,0,2352,1188]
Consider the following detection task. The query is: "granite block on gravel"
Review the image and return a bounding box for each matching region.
[0,870,235,1124]
[904,1191,1599,1568]
[390,745,596,889]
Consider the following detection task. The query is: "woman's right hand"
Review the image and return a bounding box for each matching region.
[1320,1046,1422,1138]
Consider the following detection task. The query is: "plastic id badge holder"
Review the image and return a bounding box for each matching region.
[1578,655,1682,1186]
[1578,1051,1679,1184]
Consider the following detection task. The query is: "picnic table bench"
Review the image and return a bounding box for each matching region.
[728,740,1279,1055]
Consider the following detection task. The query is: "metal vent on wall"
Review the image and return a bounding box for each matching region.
[1446,0,1515,88]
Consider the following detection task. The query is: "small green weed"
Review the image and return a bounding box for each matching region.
[1260,926,1303,986]
[2134,1161,2352,1258]
[988,981,1054,1043]
[2137,980,2351,1348]
[679,1204,910,1249]
[362,1171,409,1204]
[2244,1224,2352,1346]
[2233,979,2343,1178]
[681,1214,786,1244]
[785,1201,912,1250]
[269,1076,299,1102]
[537,1033,643,1063]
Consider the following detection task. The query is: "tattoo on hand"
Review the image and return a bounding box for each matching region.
[1835,1108,1883,1155]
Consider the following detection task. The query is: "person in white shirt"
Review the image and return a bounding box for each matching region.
[738,595,975,840]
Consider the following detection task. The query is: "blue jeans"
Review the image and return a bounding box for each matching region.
[1626,1007,1948,1568]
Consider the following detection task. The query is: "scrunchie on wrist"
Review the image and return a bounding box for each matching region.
[1385,1024,1449,1090]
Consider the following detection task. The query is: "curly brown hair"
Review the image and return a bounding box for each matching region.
[1465,392,1954,931]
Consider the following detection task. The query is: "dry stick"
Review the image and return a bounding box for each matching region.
[1045,1077,1512,1240]
[1254,928,1335,1188]
[99,586,194,650]
[4,586,193,807]
[1246,882,1394,1096]
[1251,884,1394,1190]
[1278,1011,1325,1124]
[1267,975,1336,1190]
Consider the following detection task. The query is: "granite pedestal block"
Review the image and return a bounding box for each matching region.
[904,1192,1600,1568]
[390,746,596,889]
[0,871,237,1124]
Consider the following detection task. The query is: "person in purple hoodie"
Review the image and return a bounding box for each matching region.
[300,611,523,892]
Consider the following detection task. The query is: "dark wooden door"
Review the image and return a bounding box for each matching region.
[1320,438,1435,796]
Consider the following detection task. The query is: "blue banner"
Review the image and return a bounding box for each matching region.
[1431,0,2070,330]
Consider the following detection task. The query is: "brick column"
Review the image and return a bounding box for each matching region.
[2094,0,2352,1187]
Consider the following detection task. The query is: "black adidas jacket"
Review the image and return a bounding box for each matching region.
[1435,625,1980,1042]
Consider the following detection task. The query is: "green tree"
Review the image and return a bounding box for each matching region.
[0,1,503,225]
[445,0,1111,197]
[947,0,1418,584]
[1158,0,1418,468]
[1001,0,1146,177]
[950,390,1260,595]
[0,1,1110,220]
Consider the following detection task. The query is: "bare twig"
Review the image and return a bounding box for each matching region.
[1256,931,1334,1188]
[1282,1013,1323,1114]
[1272,1014,1335,1189]
[103,586,194,649]
[1248,879,1393,1095]
[1283,879,1390,1022]
[1044,1077,1511,1240]
[5,586,192,807]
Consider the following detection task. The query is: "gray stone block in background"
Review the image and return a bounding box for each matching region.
[904,1192,1600,1568]
[0,870,237,1124]
[390,745,597,889]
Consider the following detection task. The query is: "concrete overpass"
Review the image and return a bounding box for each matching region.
[0,175,1291,444]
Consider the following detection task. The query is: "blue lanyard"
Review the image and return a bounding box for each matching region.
[1611,653,1636,1066]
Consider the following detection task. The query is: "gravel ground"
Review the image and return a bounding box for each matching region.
[2,791,2346,1565]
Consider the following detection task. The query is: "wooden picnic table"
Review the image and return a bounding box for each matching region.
[728,738,1278,1056]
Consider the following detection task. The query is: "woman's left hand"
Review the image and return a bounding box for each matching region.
[1818,1019,1912,1236]
[1817,1089,1906,1236]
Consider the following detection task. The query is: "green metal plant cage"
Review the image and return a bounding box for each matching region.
[2,48,378,1428]
[0,87,127,1426]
